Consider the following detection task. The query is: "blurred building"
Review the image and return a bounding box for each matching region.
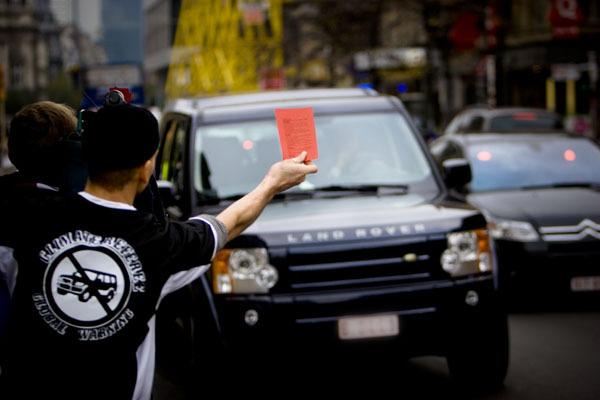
[143,0,181,106]
[162,0,285,99]
[425,0,600,137]
[281,0,433,132]
[50,0,103,42]
[101,0,144,64]
[0,0,62,92]
[146,0,599,137]
[59,25,107,72]
[0,0,107,94]
[503,0,599,136]
[280,0,600,137]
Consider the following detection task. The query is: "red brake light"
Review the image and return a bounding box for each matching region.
[242,140,254,150]
[564,149,576,162]
[513,112,537,121]
[477,151,492,161]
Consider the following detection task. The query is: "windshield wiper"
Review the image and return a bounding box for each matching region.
[215,191,315,202]
[520,182,600,190]
[310,184,409,195]
[200,184,410,204]
[217,194,245,201]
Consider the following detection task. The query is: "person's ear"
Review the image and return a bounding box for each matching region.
[140,158,154,184]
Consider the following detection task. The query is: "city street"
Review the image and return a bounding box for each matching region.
[154,309,600,400]
[482,310,600,400]
[405,310,600,400]
[1,1,600,399]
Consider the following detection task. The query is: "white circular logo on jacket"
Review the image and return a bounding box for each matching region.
[38,231,146,338]
[45,246,131,328]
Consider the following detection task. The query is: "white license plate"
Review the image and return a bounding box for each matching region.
[570,276,600,292]
[338,314,399,340]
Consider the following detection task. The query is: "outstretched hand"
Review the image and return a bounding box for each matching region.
[264,151,318,195]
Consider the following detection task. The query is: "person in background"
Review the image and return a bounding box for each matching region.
[0,102,78,363]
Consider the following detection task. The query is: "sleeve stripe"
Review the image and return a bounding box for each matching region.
[190,216,219,260]
[190,215,228,256]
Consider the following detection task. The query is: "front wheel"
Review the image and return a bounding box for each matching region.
[446,310,509,393]
[79,290,91,302]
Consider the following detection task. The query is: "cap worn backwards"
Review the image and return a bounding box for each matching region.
[82,103,159,171]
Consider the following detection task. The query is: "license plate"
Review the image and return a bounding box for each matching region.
[338,314,399,340]
[570,276,600,292]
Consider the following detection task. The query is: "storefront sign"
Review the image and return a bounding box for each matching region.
[353,48,426,72]
[549,0,584,38]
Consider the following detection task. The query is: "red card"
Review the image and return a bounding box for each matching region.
[274,107,319,161]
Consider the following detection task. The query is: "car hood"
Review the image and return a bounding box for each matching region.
[241,194,482,247]
[467,187,600,229]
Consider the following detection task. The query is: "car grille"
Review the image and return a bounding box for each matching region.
[273,235,448,293]
[547,240,600,257]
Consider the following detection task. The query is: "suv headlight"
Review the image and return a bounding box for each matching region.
[441,229,493,277]
[488,219,539,242]
[212,248,278,294]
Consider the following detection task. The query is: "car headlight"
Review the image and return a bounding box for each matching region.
[488,219,539,242]
[212,248,278,294]
[441,229,493,277]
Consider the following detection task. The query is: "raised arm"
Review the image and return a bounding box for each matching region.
[216,151,318,242]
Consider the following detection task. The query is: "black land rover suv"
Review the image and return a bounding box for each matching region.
[154,88,508,389]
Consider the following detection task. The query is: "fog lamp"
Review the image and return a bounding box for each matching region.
[245,309,259,326]
[257,265,279,289]
[465,290,479,306]
[441,250,459,274]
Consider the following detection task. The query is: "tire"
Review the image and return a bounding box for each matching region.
[446,310,509,393]
[79,290,91,302]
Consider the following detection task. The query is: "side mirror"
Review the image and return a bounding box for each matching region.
[156,180,176,207]
[156,180,184,220]
[442,158,472,189]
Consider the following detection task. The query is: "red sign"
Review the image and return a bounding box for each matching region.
[260,68,285,90]
[449,12,481,52]
[549,0,584,38]
[274,107,319,161]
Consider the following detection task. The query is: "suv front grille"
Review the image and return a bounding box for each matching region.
[275,236,448,293]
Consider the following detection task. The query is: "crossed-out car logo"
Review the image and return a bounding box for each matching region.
[36,230,146,341]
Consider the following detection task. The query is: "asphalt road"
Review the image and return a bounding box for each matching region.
[153,310,600,399]
[404,310,600,400]
[482,311,600,400]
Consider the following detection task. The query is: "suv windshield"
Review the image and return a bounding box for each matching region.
[194,111,436,199]
[466,136,600,192]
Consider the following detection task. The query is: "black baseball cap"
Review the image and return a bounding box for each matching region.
[82,103,159,171]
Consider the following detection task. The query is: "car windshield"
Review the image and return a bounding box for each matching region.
[466,136,600,192]
[193,112,436,199]
[489,113,563,131]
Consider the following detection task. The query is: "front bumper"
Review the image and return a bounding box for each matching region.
[215,274,502,358]
[496,240,600,297]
